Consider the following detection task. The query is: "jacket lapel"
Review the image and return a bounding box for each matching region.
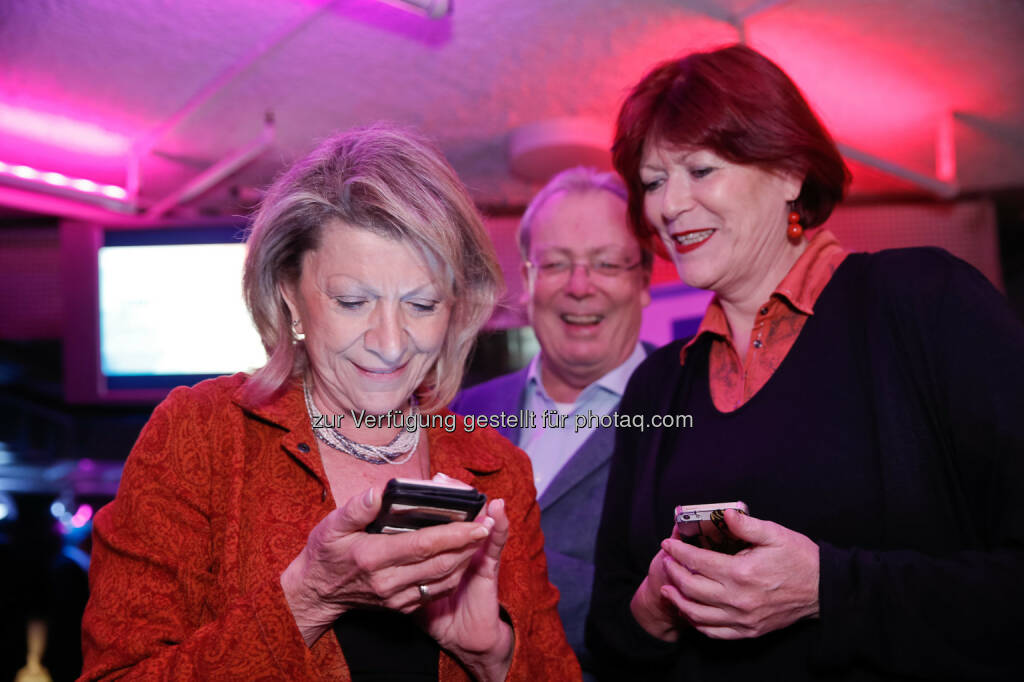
[536,423,615,510]
[427,410,503,485]
[233,379,328,484]
[535,343,654,510]
[453,367,531,443]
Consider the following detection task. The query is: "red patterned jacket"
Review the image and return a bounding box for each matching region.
[80,374,580,681]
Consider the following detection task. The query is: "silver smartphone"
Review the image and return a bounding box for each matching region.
[674,501,750,554]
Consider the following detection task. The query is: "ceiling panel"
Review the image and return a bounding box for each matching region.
[0,0,1021,219]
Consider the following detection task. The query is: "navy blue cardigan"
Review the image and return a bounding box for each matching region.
[587,248,1024,681]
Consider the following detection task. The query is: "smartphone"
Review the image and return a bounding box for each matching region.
[674,501,750,554]
[366,477,487,534]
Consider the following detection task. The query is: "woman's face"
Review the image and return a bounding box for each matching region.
[638,143,801,301]
[282,221,451,416]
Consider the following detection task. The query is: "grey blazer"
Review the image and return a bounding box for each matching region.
[450,346,650,678]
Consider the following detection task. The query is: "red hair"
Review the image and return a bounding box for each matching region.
[613,44,850,251]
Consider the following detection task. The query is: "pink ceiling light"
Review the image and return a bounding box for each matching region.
[0,102,130,156]
[0,159,131,209]
[0,103,135,213]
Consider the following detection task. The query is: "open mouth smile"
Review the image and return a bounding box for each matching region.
[670,229,714,254]
[560,313,604,326]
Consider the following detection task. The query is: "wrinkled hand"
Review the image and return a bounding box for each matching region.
[281,485,489,646]
[421,497,514,682]
[658,509,820,639]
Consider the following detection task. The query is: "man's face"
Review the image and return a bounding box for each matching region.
[525,190,650,390]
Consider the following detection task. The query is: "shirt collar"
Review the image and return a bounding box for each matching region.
[527,341,648,404]
[593,342,648,395]
[681,228,846,358]
[774,228,846,315]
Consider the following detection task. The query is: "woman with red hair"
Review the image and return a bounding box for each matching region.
[587,44,1024,680]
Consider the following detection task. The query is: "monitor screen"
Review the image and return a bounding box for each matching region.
[99,230,266,387]
[62,221,268,403]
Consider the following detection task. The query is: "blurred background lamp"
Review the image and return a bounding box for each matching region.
[0,490,17,522]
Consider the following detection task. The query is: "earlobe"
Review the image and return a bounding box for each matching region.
[279,283,306,341]
[640,287,652,308]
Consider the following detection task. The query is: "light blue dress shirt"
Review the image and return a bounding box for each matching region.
[518,343,648,496]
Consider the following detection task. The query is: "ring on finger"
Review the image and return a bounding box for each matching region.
[418,584,430,601]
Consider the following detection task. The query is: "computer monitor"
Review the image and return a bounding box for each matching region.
[61,220,266,403]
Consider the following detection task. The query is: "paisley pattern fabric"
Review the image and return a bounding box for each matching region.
[80,374,580,681]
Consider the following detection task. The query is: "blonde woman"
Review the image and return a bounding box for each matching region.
[81,126,579,681]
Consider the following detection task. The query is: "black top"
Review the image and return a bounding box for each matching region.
[334,609,440,681]
[587,248,1024,681]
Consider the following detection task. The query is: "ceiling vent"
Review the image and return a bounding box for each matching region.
[508,117,614,184]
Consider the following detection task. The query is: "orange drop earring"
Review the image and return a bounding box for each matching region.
[787,210,803,242]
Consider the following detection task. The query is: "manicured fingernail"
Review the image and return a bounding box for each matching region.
[363,488,375,506]
[483,516,496,530]
[471,525,489,540]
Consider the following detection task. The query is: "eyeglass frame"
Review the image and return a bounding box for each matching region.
[524,255,645,282]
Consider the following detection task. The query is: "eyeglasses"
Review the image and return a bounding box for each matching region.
[526,257,643,282]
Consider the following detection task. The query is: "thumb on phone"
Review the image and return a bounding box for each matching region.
[722,507,771,546]
[331,487,381,536]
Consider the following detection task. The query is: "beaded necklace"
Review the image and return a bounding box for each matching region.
[303,379,419,465]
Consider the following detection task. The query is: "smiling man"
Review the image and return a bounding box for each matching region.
[452,167,653,679]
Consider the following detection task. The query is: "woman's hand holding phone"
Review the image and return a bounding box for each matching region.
[280,477,490,647]
[658,508,821,640]
[630,502,751,641]
[421,496,514,682]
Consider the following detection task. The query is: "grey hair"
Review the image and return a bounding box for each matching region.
[241,123,503,409]
[516,166,653,272]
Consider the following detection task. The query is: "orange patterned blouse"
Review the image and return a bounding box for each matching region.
[682,229,847,412]
[80,374,580,681]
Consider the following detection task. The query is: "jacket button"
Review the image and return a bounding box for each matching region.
[298,442,310,453]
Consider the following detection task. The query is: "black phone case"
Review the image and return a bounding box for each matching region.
[366,478,487,534]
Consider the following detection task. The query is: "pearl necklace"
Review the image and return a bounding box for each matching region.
[303,380,420,465]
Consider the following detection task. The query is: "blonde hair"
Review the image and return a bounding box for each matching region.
[242,124,503,410]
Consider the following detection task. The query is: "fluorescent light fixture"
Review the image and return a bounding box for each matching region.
[378,0,450,19]
[0,159,133,211]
